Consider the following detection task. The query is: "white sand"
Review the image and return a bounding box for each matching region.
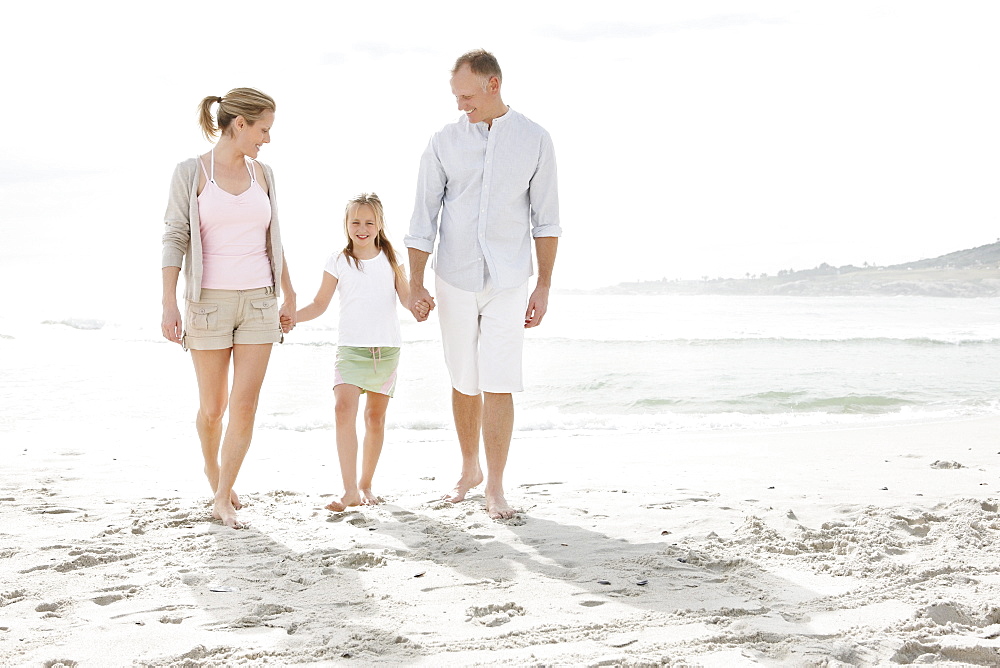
[4,403,1000,666]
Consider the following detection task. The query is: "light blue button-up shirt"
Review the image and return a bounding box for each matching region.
[405,108,561,292]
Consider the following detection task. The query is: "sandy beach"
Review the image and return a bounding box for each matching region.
[4,384,1000,666]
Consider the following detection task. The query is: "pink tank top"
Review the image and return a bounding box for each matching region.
[197,150,273,290]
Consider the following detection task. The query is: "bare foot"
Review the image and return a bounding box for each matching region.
[485,490,516,520]
[360,488,383,505]
[204,467,241,509]
[443,470,484,503]
[212,499,244,529]
[325,491,362,512]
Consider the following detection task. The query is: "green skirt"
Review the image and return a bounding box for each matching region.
[334,346,400,397]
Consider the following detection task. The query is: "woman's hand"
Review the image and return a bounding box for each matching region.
[162,304,183,344]
[279,299,296,333]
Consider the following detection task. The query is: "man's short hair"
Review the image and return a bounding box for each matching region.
[452,49,502,83]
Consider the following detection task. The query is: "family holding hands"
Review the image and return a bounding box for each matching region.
[161,50,561,529]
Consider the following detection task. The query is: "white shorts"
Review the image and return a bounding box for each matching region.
[435,275,528,396]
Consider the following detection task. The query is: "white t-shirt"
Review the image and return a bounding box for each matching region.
[324,250,402,347]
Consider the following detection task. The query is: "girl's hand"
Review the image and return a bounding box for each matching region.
[280,314,294,334]
[162,305,183,344]
[408,286,435,322]
[414,299,432,320]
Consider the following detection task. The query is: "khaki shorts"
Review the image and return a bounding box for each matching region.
[183,286,282,351]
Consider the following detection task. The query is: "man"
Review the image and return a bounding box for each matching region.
[405,49,561,520]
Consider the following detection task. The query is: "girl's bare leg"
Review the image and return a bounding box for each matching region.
[359,391,390,505]
[327,384,363,512]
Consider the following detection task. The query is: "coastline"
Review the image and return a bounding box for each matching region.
[595,267,1000,298]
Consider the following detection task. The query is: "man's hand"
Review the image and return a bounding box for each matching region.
[524,284,549,328]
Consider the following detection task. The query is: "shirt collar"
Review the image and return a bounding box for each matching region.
[464,106,515,134]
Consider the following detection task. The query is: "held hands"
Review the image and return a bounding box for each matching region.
[279,299,296,334]
[413,299,433,320]
[408,285,436,322]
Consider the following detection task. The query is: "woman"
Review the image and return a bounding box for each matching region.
[161,87,296,529]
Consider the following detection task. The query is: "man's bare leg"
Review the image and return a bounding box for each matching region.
[213,343,272,528]
[358,392,390,505]
[191,349,242,510]
[444,389,484,502]
[327,384,363,512]
[482,391,515,519]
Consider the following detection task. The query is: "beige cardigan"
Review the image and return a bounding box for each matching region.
[161,157,285,303]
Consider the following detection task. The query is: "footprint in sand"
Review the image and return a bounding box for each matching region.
[334,552,387,570]
[1,589,27,606]
[54,548,136,573]
[91,594,123,606]
[232,603,295,629]
[465,602,525,626]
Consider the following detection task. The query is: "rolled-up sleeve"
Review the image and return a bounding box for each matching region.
[161,162,192,268]
[529,131,561,239]
[404,135,446,253]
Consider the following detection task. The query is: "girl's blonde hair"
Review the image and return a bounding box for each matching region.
[342,193,405,285]
[198,87,276,141]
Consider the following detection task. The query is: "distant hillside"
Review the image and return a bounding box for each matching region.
[889,241,1000,271]
[601,241,1000,297]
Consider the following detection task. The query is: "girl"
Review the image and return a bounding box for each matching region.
[292,194,429,511]
[161,88,297,529]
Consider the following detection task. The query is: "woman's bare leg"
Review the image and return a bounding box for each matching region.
[191,349,241,508]
[212,343,273,528]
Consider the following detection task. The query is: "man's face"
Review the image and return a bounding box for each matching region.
[450,65,496,125]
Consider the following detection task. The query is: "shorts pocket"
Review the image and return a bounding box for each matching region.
[250,297,278,323]
[188,303,219,330]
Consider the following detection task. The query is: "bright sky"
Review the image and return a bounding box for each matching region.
[3,1,999,292]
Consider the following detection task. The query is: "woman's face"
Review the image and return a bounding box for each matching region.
[236,109,274,159]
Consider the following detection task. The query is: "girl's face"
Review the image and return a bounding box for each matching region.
[346,203,380,252]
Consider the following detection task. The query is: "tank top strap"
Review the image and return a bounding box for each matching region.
[197,154,210,181]
[209,148,216,183]
[245,157,257,184]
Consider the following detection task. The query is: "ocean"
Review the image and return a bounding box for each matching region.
[5,291,998,438]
